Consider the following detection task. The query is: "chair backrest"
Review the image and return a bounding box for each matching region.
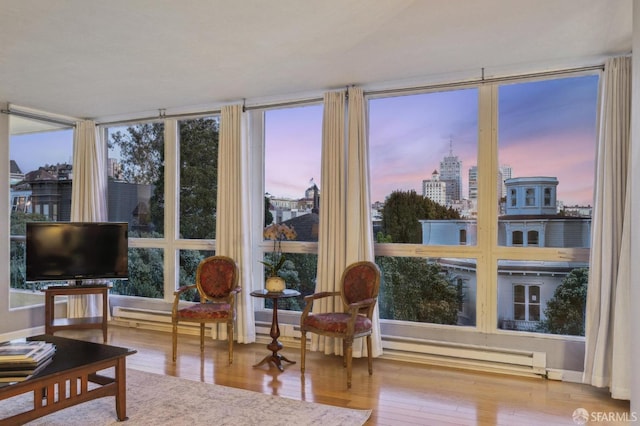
[340,261,381,311]
[196,256,239,301]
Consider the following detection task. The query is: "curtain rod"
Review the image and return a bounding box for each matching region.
[364,64,604,97]
[1,108,76,128]
[94,64,604,126]
[97,97,325,127]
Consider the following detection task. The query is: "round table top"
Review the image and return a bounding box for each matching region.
[250,288,301,299]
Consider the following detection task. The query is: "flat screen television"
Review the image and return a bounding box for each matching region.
[26,222,129,283]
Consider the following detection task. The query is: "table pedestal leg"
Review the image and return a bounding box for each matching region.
[253,297,296,372]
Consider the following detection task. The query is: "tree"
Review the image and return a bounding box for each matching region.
[10,211,49,290]
[109,123,165,235]
[377,256,459,324]
[381,190,460,243]
[264,196,274,226]
[539,267,588,336]
[178,118,219,239]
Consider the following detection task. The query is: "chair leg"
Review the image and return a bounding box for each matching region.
[345,340,353,389]
[342,339,347,368]
[172,320,178,362]
[367,335,373,375]
[300,330,306,374]
[200,323,205,353]
[227,322,233,365]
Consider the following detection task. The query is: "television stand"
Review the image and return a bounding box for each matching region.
[42,284,110,342]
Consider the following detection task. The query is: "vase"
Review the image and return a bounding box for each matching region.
[265,276,285,293]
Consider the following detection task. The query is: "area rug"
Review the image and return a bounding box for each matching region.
[1,369,371,425]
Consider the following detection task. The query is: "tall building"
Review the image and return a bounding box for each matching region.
[439,141,462,204]
[422,170,447,206]
[499,164,512,198]
[468,166,478,200]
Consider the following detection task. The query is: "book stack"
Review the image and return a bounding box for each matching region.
[0,340,56,383]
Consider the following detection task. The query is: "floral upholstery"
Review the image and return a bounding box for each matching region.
[176,302,233,320]
[302,312,372,334]
[300,261,381,388]
[198,258,236,299]
[343,264,378,305]
[172,255,240,365]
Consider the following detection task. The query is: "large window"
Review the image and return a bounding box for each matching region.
[496,75,598,336]
[369,88,478,327]
[9,120,74,308]
[262,105,322,309]
[107,122,165,298]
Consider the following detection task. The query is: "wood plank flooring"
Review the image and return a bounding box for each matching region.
[58,326,630,425]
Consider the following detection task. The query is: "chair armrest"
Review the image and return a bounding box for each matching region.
[229,286,242,295]
[174,284,197,296]
[172,284,197,315]
[301,291,340,319]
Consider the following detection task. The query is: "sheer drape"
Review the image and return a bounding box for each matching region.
[312,91,347,353]
[68,120,108,318]
[583,56,631,400]
[213,104,256,343]
[345,87,382,357]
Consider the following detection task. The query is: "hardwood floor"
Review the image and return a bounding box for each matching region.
[58,326,630,426]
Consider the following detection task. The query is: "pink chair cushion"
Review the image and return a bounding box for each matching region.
[343,264,378,305]
[302,312,372,334]
[177,303,232,320]
[199,259,236,298]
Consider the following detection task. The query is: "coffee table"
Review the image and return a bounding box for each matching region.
[0,335,136,425]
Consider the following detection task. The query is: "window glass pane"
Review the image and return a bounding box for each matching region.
[264,105,322,241]
[107,123,165,238]
[369,89,478,245]
[9,123,73,308]
[178,117,219,239]
[498,76,598,248]
[498,260,588,336]
[376,256,476,326]
[111,248,164,298]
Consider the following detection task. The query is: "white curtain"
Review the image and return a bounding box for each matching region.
[583,56,631,400]
[213,104,256,343]
[345,87,382,357]
[312,91,347,353]
[68,120,108,318]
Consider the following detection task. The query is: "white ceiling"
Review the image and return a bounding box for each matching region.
[0,0,633,123]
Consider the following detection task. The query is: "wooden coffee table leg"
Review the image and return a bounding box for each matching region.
[115,357,128,421]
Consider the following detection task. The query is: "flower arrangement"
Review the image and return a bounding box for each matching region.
[260,223,297,277]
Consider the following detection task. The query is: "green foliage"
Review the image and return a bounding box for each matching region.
[264,196,273,226]
[178,118,219,239]
[269,253,317,311]
[381,190,460,243]
[377,256,459,324]
[109,123,165,234]
[538,268,588,336]
[111,247,164,298]
[10,212,51,290]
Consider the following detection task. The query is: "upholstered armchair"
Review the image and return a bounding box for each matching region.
[300,261,381,388]
[172,255,240,364]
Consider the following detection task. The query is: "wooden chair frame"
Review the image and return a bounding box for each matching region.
[171,255,240,364]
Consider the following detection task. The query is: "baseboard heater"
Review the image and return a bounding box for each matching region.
[111,307,546,378]
[382,336,546,378]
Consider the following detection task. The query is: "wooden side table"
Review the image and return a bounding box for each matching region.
[250,288,300,371]
[42,285,110,343]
